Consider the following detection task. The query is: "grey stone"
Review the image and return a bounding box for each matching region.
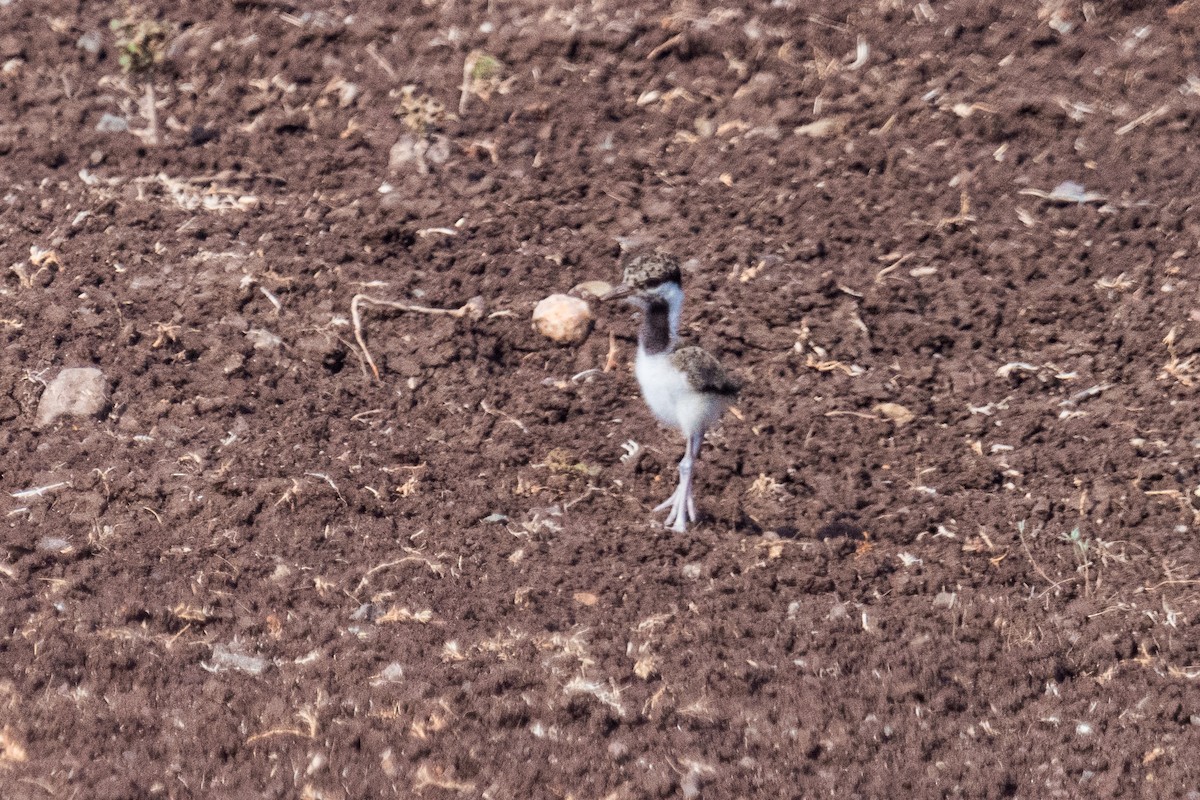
[36,367,110,426]
[95,113,129,133]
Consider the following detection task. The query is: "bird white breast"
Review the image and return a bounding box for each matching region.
[635,350,727,438]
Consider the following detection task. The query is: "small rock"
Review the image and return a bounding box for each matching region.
[222,353,246,376]
[36,367,110,427]
[532,294,592,345]
[795,116,849,138]
[1046,180,1105,204]
[245,328,282,351]
[388,136,418,167]
[388,133,450,175]
[369,662,405,686]
[203,641,267,675]
[95,113,129,133]
[335,81,360,108]
[932,591,957,609]
[37,537,72,552]
[827,602,851,621]
[76,31,102,54]
[350,603,380,622]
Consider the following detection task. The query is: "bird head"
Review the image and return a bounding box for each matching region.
[601,253,683,308]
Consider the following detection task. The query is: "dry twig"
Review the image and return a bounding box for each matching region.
[350,294,485,381]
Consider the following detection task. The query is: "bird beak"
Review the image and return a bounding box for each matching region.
[601,283,634,302]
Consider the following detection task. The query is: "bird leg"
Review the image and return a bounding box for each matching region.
[655,432,703,532]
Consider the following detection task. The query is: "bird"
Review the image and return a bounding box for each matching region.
[603,253,740,532]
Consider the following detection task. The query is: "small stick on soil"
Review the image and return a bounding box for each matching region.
[804,354,865,376]
[1060,383,1113,406]
[1116,103,1170,136]
[259,285,282,313]
[304,472,346,504]
[824,410,882,421]
[351,294,485,381]
[875,253,912,283]
[133,83,159,146]
[480,399,528,433]
[647,33,684,60]
[604,331,619,372]
[246,726,311,745]
[355,552,445,594]
[10,482,70,500]
[364,42,397,79]
[459,54,474,115]
[936,191,976,229]
[247,706,320,744]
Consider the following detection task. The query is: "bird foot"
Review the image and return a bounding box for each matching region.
[654,482,698,532]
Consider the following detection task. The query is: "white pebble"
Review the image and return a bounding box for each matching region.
[36,367,109,426]
[532,294,593,344]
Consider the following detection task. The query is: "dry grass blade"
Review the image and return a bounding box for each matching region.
[355,552,444,593]
[377,606,434,624]
[246,708,319,744]
[1159,326,1198,386]
[1095,273,1134,291]
[1116,103,1170,135]
[480,399,528,433]
[936,191,976,229]
[804,354,865,376]
[604,331,620,372]
[563,675,627,717]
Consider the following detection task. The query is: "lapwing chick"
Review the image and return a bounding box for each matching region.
[603,253,740,532]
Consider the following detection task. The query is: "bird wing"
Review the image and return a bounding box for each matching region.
[670,346,741,396]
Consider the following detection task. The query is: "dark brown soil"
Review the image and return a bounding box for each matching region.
[3,1,1200,797]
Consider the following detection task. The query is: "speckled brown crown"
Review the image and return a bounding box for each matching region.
[620,252,682,291]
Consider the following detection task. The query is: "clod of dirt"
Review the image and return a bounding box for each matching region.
[816,520,866,541]
[532,294,593,344]
[36,367,110,427]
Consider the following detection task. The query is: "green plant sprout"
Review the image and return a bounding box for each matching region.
[109,14,170,74]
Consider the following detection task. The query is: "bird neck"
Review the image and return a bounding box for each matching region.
[637,282,684,356]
